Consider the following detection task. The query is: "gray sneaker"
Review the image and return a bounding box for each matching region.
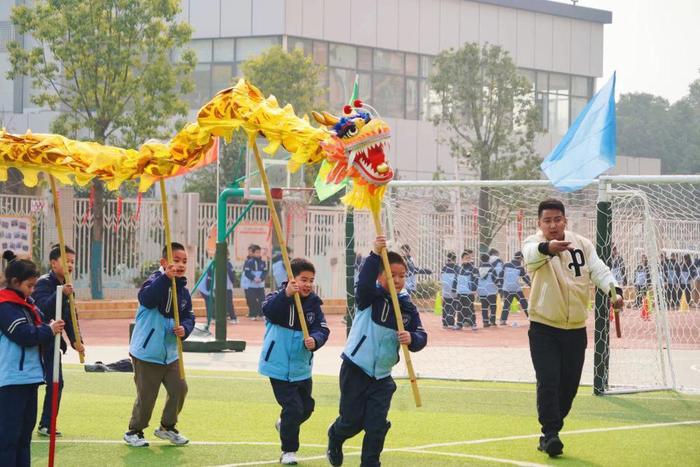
[154,426,189,445]
[123,430,149,447]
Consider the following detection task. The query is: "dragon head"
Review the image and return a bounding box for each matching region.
[313,100,393,187]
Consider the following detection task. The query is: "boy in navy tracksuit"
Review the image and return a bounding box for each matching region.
[259,258,330,465]
[477,253,499,327]
[500,251,531,324]
[327,236,427,467]
[32,245,85,436]
[440,251,459,329]
[124,242,195,448]
[456,249,478,330]
[0,251,64,467]
[242,244,268,319]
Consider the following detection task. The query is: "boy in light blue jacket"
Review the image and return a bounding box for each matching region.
[124,242,195,448]
[327,236,427,467]
[259,258,330,465]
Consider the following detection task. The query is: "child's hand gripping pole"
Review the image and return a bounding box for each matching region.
[159,179,186,380]
[249,137,309,339]
[370,203,422,407]
[610,282,621,338]
[49,176,84,363]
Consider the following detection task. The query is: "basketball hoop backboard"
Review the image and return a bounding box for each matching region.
[243,136,306,200]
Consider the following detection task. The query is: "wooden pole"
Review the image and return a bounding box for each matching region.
[48,176,84,363]
[249,137,309,339]
[159,179,186,380]
[370,205,422,407]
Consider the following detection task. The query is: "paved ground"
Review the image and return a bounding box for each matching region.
[66,310,700,392]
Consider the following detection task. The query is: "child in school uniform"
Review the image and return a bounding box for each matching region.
[32,244,85,436]
[0,251,64,467]
[242,244,268,320]
[259,258,330,465]
[327,236,427,467]
[123,242,195,448]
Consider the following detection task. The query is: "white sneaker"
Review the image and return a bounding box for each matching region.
[154,426,189,445]
[280,451,298,465]
[124,430,149,447]
[37,426,62,437]
[275,419,281,433]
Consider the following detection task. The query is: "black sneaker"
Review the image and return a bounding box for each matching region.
[537,435,563,457]
[326,426,343,466]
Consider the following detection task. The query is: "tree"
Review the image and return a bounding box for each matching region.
[184,46,326,198]
[8,0,195,298]
[428,43,542,251]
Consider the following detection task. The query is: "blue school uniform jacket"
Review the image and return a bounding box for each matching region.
[342,252,428,379]
[32,271,78,354]
[456,262,477,295]
[129,270,195,365]
[0,289,54,387]
[258,285,330,382]
[441,262,459,299]
[477,261,498,297]
[241,256,268,289]
[501,260,531,293]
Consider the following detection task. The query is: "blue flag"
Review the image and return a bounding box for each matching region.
[541,72,616,192]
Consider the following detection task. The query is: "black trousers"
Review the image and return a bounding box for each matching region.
[442,297,458,327]
[528,321,587,437]
[502,291,529,320]
[456,294,475,327]
[480,295,497,324]
[245,288,265,317]
[329,360,396,467]
[270,378,315,452]
[0,383,39,467]
[39,347,64,429]
[226,289,237,320]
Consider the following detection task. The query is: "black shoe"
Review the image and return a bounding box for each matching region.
[538,435,563,457]
[327,427,343,466]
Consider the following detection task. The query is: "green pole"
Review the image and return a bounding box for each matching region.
[214,186,258,341]
[345,205,355,336]
[594,187,612,395]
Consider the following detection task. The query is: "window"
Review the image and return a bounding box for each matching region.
[405,54,419,77]
[571,76,589,97]
[312,41,328,66]
[420,56,433,78]
[358,47,372,71]
[189,63,212,107]
[374,50,403,74]
[235,37,281,64]
[571,97,588,123]
[288,37,312,55]
[548,93,569,137]
[549,73,569,95]
[358,72,372,101]
[373,74,404,118]
[212,64,234,92]
[329,44,356,68]
[330,67,357,110]
[406,78,418,119]
[213,39,234,62]
[191,40,212,63]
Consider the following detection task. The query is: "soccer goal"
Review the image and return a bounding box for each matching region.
[362,176,700,394]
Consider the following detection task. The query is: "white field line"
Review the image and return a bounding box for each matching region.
[398,449,549,466]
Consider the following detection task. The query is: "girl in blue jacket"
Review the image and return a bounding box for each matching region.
[259,258,330,465]
[0,250,64,467]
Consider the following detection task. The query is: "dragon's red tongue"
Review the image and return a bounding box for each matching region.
[366,145,386,167]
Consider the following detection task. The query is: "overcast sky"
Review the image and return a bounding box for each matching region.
[577,0,700,103]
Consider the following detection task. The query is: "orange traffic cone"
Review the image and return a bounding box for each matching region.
[680,292,689,312]
[641,295,650,321]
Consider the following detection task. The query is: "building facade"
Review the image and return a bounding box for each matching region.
[0,0,613,179]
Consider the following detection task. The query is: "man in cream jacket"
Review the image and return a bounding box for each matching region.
[523,198,623,458]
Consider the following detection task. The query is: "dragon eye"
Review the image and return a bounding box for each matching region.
[346,126,358,137]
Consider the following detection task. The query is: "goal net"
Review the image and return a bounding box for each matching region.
[351,177,700,393]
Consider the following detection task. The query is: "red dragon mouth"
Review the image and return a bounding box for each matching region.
[347,139,393,185]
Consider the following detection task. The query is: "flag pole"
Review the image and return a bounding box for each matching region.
[370,199,421,407]
[48,176,84,363]
[159,179,186,380]
[48,285,63,467]
[249,136,309,339]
